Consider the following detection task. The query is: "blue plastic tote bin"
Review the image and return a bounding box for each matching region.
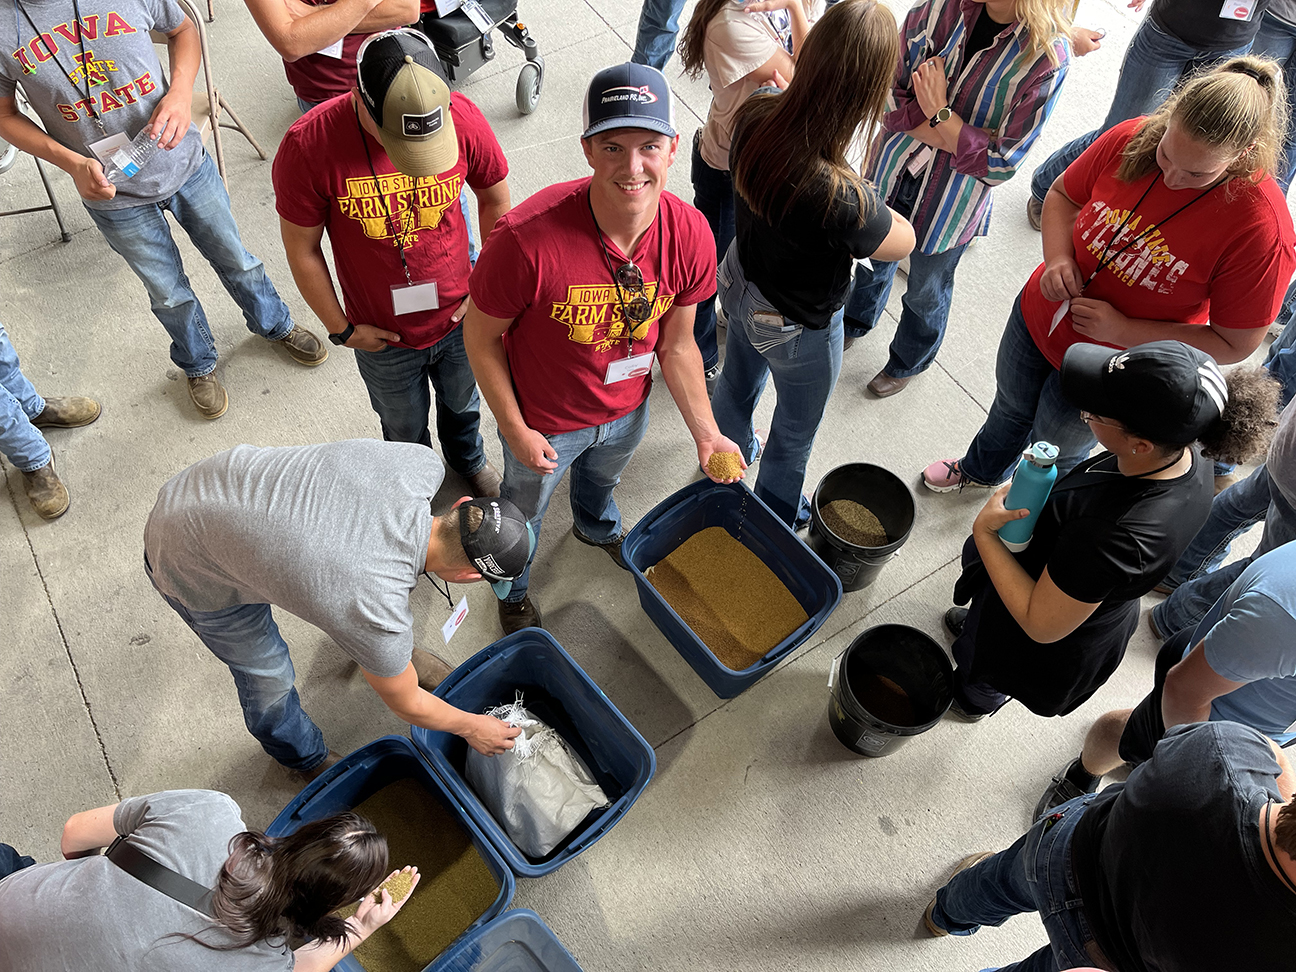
[433,909,584,972]
[413,628,656,878]
[267,735,515,972]
[620,478,844,698]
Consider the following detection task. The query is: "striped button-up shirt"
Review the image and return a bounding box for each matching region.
[867,0,1069,254]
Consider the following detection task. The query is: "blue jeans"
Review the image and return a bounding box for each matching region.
[631,0,684,69]
[499,399,650,603]
[0,322,50,472]
[1267,290,1296,403]
[711,244,843,527]
[691,131,732,372]
[960,296,1094,485]
[0,843,36,879]
[86,153,293,378]
[352,325,487,478]
[929,794,1107,972]
[843,174,968,378]
[1029,21,1252,201]
[146,557,329,771]
[1151,464,1296,636]
[1254,12,1296,193]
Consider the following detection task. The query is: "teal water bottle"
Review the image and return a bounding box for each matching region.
[998,442,1059,552]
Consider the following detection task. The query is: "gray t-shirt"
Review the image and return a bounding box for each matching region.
[0,0,204,209]
[1266,397,1296,508]
[0,790,294,971]
[144,440,442,678]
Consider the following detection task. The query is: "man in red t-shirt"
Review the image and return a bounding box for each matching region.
[465,62,745,634]
[274,29,510,497]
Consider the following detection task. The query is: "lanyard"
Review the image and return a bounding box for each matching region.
[1081,174,1223,293]
[587,187,663,358]
[1264,801,1296,896]
[355,101,414,287]
[14,0,107,136]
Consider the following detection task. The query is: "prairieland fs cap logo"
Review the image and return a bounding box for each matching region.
[582,62,677,140]
[357,28,459,178]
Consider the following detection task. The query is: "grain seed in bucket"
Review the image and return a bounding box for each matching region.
[646,526,807,671]
[821,499,888,547]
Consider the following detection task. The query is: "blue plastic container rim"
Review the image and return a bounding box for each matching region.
[431,908,584,972]
[416,628,657,878]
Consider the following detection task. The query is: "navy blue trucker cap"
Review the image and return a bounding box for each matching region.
[581,62,676,139]
[458,498,535,599]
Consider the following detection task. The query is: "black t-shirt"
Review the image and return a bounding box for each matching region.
[1071,722,1296,972]
[1151,0,1271,50]
[962,8,1006,67]
[954,449,1212,715]
[729,102,893,329]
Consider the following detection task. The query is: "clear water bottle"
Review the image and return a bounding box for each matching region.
[998,441,1060,552]
[105,127,160,183]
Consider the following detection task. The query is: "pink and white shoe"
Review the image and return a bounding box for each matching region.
[922,458,997,493]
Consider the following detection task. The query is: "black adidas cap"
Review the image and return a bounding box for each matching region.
[458,498,535,599]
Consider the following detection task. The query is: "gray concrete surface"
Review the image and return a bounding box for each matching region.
[0,0,1283,968]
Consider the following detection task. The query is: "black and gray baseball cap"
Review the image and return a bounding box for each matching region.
[357,28,458,178]
[458,498,535,599]
[581,62,676,139]
[1060,340,1228,444]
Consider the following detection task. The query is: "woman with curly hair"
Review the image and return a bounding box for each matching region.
[0,789,416,971]
[925,55,1296,492]
[940,340,1279,721]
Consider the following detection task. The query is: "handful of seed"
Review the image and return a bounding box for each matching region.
[372,870,415,905]
[706,451,743,480]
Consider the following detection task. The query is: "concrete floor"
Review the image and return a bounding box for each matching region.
[0,0,1284,968]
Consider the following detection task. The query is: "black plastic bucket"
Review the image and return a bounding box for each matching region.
[828,624,953,757]
[808,463,916,592]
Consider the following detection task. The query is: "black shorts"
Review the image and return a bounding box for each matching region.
[1117,626,1198,766]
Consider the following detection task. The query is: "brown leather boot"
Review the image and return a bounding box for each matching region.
[467,461,502,498]
[31,396,101,429]
[498,596,542,635]
[297,749,344,783]
[411,649,454,692]
[23,460,70,519]
[188,373,228,420]
[275,325,329,366]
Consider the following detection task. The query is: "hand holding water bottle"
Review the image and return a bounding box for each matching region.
[71,156,115,201]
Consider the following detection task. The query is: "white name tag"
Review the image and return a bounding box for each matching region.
[88,132,132,164]
[461,0,494,31]
[906,146,934,177]
[1219,0,1254,19]
[604,350,656,384]
[441,596,469,644]
[1049,299,1070,335]
[318,38,344,58]
[391,280,439,315]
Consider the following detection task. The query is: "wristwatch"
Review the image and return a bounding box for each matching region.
[328,322,355,346]
[929,105,952,127]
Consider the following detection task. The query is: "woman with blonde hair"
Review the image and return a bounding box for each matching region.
[709,0,916,527]
[842,0,1072,399]
[926,56,1296,492]
[678,0,812,386]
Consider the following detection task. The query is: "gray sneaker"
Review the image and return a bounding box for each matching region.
[275,325,329,367]
[188,373,228,420]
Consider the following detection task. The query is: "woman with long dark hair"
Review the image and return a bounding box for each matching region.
[678,0,812,385]
[709,0,916,527]
[0,789,416,970]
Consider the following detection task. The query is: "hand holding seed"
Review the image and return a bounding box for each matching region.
[700,436,747,483]
[351,866,421,937]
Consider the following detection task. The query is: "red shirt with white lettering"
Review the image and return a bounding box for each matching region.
[1021,117,1296,368]
[273,93,508,350]
[469,178,716,435]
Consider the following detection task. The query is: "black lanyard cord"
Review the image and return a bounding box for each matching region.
[587,186,663,358]
[1081,174,1223,293]
[15,0,106,133]
[355,100,414,287]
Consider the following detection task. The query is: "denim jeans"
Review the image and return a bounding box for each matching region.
[960,296,1094,485]
[146,557,329,771]
[929,793,1107,972]
[631,0,685,69]
[86,153,293,378]
[711,244,843,527]
[0,843,36,879]
[353,325,487,478]
[1151,464,1296,636]
[1028,21,1252,201]
[1253,12,1296,193]
[691,131,732,372]
[0,322,50,472]
[499,399,650,603]
[843,174,968,378]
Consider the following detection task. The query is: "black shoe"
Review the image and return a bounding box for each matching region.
[498,596,542,635]
[1033,757,1100,822]
[943,606,968,638]
[946,696,987,723]
[572,526,628,570]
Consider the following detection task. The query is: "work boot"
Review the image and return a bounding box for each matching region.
[31,396,101,429]
[943,607,968,638]
[274,325,329,366]
[297,749,344,784]
[23,459,70,520]
[411,649,454,692]
[467,461,502,498]
[1033,756,1100,822]
[867,369,912,399]
[498,596,542,635]
[188,373,228,420]
[1026,196,1043,231]
[923,851,995,936]
[572,526,627,570]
